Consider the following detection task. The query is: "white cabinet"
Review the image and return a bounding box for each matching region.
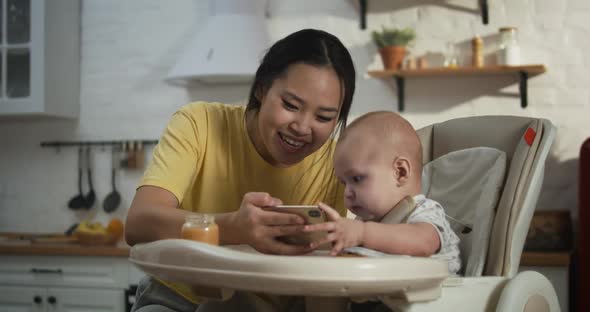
[0,0,80,117]
[0,285,123,312]
[50,287,123,312]
[0,285,45,312]
[0,256,129,312]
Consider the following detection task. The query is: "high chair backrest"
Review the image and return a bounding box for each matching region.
[417,116,555,277]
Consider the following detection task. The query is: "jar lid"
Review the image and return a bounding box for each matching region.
[185,213,216,224]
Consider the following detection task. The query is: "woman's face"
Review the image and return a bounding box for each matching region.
[252,63,342,167]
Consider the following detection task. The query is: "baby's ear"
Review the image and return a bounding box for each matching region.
[393,157,412,186]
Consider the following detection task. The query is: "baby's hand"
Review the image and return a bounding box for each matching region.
[303,202,365,256]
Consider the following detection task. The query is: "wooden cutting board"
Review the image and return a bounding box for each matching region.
[0,232,78,244]
[31,236,78,244]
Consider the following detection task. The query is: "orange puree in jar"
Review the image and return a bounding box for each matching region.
[181,213,219,245]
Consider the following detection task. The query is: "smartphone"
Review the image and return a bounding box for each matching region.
[263,205,327,246]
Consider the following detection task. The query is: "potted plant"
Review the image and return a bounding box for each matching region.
[372,27,416,70]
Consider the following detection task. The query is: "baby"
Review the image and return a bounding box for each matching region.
[304,111,460,273]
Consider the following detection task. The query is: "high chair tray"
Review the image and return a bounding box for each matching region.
[130,239,448,300]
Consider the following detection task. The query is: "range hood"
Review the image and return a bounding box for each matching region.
[165,0,270,85]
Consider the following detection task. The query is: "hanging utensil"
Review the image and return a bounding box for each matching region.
[64,222,79,236]
[135,141,144,168]
[68,147,86,210]
[120,141,129,168]
[103,145,122,213]
[83,147,96,209]
[127,141,137,168]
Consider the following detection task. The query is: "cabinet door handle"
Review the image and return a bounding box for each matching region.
[30,268,63,274]
[33,296,42,304]
[48,296,57,304]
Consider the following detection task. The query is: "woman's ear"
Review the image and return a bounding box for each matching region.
[393,157,412,187]
[254,86,266,103]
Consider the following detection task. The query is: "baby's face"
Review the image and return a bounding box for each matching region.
[334,135,406,221]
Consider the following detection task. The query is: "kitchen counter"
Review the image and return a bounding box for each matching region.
[0,235,569,262]
[0,238,130,257]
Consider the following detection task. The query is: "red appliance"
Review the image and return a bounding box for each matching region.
[579,138,590,312]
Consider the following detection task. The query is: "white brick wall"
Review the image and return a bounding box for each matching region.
[0,0,587,232]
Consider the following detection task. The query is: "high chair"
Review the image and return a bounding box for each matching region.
[130,115,560,312]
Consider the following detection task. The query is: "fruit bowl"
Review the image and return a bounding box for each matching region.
[74,219,125,246]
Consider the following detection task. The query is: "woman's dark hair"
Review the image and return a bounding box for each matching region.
[246,29,356,131]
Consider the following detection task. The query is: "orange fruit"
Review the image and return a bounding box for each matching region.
[106,218,125,241]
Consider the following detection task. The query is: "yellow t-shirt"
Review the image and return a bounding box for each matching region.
[140,102,345,303]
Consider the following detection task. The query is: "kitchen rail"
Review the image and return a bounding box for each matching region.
[40,139,158,149]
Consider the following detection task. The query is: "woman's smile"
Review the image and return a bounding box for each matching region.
[277,132,307,152]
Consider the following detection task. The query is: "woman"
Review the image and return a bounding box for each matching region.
[127,29,356,311]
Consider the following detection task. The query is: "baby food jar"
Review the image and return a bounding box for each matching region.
[181,213,219,245]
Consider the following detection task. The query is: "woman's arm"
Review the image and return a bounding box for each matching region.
[125,185,186,246]
[126,187,314,255]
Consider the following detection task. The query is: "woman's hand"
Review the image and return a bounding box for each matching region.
[303,202,365,256]
[219,192,312,255]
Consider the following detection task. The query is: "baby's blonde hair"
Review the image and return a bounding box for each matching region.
[340,111,423,176]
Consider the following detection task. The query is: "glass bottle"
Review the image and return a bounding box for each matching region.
[181,213,219,245]
[497,27,520,66]
[472,36,484,67]
[443,41,458,68]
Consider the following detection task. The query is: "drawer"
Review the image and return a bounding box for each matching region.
[0,256,129,289]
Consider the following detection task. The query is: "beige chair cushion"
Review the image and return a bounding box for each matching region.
[418,116,551,276]
[421,147,507,276]
[486,120,542,275]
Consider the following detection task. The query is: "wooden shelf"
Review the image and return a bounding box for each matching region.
[368,64,547,112]
[368,65,546,78]
[358,0,490,29]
